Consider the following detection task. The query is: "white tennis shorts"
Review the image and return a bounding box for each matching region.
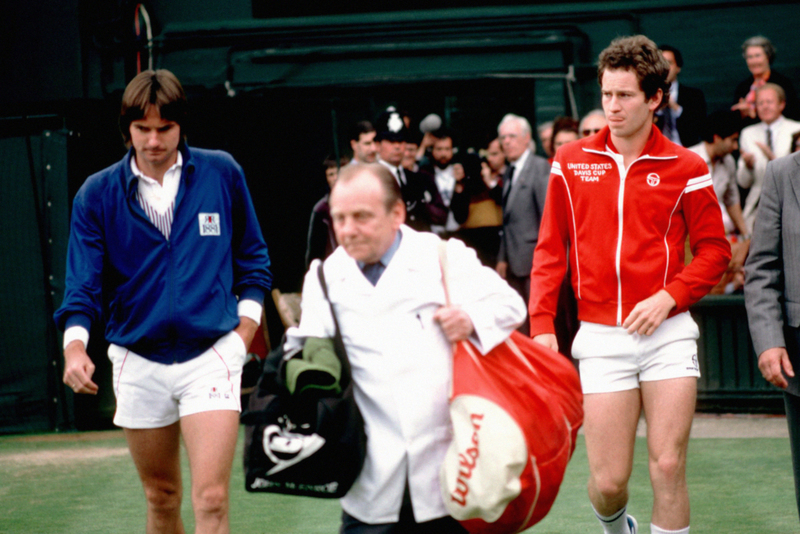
[571,311,701,394]
[108,330,247,429]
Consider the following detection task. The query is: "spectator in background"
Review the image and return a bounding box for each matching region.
[349,121,377,165]
[402,136,420,172]
[689,111,749,294]
[550,116,580,159]
[655,45,707,147]
[456,137,505,266]
[732,35,799,125]
[690,111,748,238]
[738,83,800,233]
[305,157,340,269]
[415,113,443,168]
[420,128,471,237]
[375,107,447,232]
[537,120,554,158]
[496,113,551,334]
[580,109,607,137]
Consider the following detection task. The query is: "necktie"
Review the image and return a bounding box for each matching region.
[502,165,516,208]
[361,261,384,286]
[766,126,773,152]
[397,168,405,186]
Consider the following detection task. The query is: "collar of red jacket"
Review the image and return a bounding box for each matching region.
[581,124,680,158]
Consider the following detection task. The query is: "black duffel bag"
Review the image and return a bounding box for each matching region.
[242,262,366,498]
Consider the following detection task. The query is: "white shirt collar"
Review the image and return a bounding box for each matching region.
[378,158,404,185]
[764,116,785,131]
[510,148,530,178]
[130,151,183,183]
[670,80,679,100]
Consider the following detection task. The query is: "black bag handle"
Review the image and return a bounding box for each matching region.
[317,262,353,390]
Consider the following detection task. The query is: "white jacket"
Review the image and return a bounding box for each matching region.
[285,225,525,524]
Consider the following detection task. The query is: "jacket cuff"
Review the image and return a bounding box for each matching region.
[664,280,690,311]
[64,313,92,332]
[239,286,265,305]
[529,315,556,337]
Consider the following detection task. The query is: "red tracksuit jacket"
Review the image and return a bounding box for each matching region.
[529,126,731,335]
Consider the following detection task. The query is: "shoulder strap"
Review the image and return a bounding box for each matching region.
[316,261,353,388]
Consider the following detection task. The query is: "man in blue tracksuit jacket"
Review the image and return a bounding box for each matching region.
[53,69,271,534]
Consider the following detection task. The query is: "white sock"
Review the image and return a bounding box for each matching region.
[593,505,631,534]
[650,525,689,534]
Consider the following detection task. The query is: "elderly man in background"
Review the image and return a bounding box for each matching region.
[496,113,551,334]
[738,83,800,233]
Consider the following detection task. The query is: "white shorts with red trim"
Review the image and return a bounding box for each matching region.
[107,330,247,429]
[572,311,701,394]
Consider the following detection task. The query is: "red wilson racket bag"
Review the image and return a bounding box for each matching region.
[440,331,583,533]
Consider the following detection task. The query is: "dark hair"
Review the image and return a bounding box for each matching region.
[550,116,580,155]
[334,163,403,213]
[659,44,683,68]
[597,35,670,111]
[119,69,187,144]
[349,120,376,143]
[702,110,740,143]
[323,156,338,170]
[791,130,800,154]
[430,127,455,142]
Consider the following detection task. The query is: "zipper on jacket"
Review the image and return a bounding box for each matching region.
[612,154,627,326]
[583,148,679,327]
[167,240,176,363]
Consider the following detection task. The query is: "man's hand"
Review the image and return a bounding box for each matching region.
[758,347,795,389]
[496,261,508,279]
[731,98,756,119]
[754,141,776,161]
[434,306,475,343]
[741,151,755,169]
[622,289,677,336]
[234,316,260,352]
[480,162,497,189]
[63,340,99,395]
[532,333,559,352]
[453,163,465,182]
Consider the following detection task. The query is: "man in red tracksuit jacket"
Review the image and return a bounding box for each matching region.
[530,35,731,534]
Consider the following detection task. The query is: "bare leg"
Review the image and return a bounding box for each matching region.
[584,389,642,516]
[125,423,186,534]
[641,377,696,529]
[180,410,240,534]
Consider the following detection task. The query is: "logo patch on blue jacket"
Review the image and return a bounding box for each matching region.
[199,213,221,236]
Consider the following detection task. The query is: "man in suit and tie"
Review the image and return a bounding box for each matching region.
[654,45,707,147]
[744,151,800,523]
[286,163,526,532]
[738,83,800,233]
[495,113,552,334]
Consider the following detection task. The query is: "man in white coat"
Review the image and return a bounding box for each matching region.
[286,163,526,533]
[738,83,800,232]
